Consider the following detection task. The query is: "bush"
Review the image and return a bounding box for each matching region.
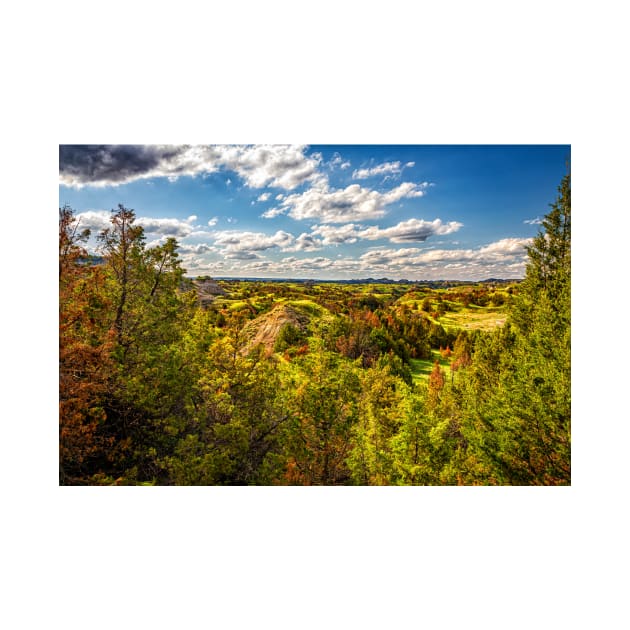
[274,322,306,352]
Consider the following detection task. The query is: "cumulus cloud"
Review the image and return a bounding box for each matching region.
[309,218,462,245]
[476,237,532,257]
[282,233,323,252]
[279,256,334,270]
[136,216,198,238]
[356,238,532,270]
[196,144,322,190]
[274,181,427,223]
[359,248,423,266]
[310,223,362,245]
[72,210,113,233]
[74,209,199,239]
[357,218,463,243]
[207,216,218,227]
[60,144,323,190]
[260,206,287,219]
[178,243,217,254]
[225,251,261,260]
[212,229,295,256]
[186,235,531,280]
[257,192,271,202]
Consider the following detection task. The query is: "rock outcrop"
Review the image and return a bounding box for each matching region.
[192,277,227,307]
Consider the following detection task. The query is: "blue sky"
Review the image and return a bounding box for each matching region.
[59,144,569,280]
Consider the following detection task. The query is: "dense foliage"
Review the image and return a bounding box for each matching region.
[59,176,570,485]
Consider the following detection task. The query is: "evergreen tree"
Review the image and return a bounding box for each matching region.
[92,205,196,482]
[282,347,361,485]
[460,174,571,484]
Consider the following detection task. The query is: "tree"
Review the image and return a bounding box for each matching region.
[513,173,571,335]
[451,331,473,372]
[347,363,407,485]
[59,206,114,483]
[274,321,306,353]
[165,332,289,485]
[459,173,571,485]
[89,204,196,482]
[282,347,361,485]
[97,205,146,347]
[59,204,90,278]
[428,360,446,407]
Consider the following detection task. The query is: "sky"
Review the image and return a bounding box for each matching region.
[59,144,569,281]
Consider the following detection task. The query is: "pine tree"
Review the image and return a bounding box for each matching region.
[461,173,571,484]
[513,174,571,334]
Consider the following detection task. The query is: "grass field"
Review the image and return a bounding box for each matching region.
[409,350,452,383]
[439,306,507,331]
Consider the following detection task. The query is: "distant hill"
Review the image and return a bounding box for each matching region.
[199,276,522,286]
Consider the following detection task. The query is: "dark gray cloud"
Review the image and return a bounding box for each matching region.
[59,144,322,190]
[59,145,182,186]
[225,251,261,260]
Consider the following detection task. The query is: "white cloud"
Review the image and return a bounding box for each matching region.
[257,192,271,202]
[136,215,198,238]
[181,258,228,273]
[213,144,322,190]
[276,181,427,223]
[352,161,404,179]
[212,229,295,255]
[74,210,198,239]
[356,238,532,270]
[282,233,323,252]
[207,217,218,227]
[178,243,217,255]
[329,153,351,170]
[524,217,543,225]
[357,218,463,243]
[310,223,362,245]
[309,218,461,245]
[359,247,423,267]
[184,235,532,280]
[476,237,532,257]
[72,210,112,233]
[261,206,288,219]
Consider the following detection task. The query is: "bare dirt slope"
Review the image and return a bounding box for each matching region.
[241,303,310,355]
